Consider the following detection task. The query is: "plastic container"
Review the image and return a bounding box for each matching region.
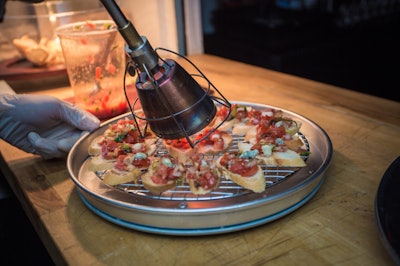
[56,20,127,119]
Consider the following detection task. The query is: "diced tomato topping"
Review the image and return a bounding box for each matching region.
[85,20,96,29]
[106,63,117,75]
[150,157,181,184]
[250,142,263,153]
[249,110,262,121]
[216,105,229,119]
[101,94,110,110]
[167,138,191,149]
[113,154,150,171]
[104,139,118,152]
[151,163,171,184]
[220,152,259,177]
[124,130,141,144]
[83,89,127,119]
[133,157,150,168]
[114,155,128,171]
[195,170,218,190]
[196,127,225,150]
[213,138,225,151]
[95,66,102,80]
[150,174,167,184]
[256,123,286,141]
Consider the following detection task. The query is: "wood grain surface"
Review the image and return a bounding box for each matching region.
[1,54,399,265]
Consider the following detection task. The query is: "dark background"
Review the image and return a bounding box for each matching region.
[202,0,400,102]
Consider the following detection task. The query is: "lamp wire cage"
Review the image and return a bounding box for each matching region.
[123,47,232,147]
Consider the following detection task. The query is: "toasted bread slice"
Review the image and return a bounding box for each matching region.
[216,155,265,193]
[244,126,257,143]
[87,155,115,172]
[197,131,233,155]
[272,150,306,167]
[163,139,196,164]
[188,175,220,195]
[284,137,304,151]
[102,167,142,186]
[12,35,38,53]
[186,157,221,195]
[25,47,49,66]
[144,137,158,156]
[232,122,256,136]
[211,116,237,132]
[141,173,177,194]
[244,119,303,144]
[141,156,184,194]
[88,135,105,156]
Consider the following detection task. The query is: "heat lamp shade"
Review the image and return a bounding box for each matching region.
[135,59,216,139]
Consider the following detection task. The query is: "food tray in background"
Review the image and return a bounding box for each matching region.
[67,101,333,236]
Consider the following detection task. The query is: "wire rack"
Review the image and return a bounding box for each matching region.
[96,132,310,201]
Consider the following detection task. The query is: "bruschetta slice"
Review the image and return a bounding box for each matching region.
[163,138,196,164]
[102,152,150,185]
[196,127,233,155]
[141,155,185,194]
[185,154,221,195]
[216,151,265,193]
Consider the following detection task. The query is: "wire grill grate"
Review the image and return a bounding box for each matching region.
[96,132,310,201]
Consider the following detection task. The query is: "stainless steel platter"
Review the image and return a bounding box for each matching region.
[67,101,333,235]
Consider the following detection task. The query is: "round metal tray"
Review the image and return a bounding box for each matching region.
[67,101,333,235]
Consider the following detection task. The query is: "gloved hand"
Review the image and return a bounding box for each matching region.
[0,93,100,159]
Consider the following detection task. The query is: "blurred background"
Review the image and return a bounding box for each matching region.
[1,0,399,101]
[201,0,400,102]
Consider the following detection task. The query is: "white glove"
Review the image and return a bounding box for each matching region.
[0,93,100,159]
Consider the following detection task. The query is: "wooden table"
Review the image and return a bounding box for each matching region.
[1,54,399,265]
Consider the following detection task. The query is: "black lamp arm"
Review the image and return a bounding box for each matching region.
[99,0,159,72]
